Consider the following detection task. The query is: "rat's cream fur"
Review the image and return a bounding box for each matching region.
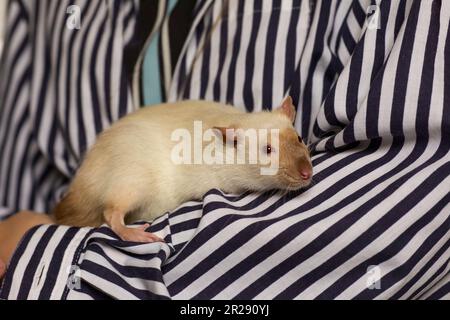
[53,99,312,242]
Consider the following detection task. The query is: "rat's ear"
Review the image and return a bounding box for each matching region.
[275,96,296,123]
[213,126,238,147]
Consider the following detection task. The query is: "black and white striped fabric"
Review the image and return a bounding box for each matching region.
[1,0,449,300]
[0,0,143,218]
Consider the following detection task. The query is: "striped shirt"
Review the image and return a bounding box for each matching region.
[1,0,449,299]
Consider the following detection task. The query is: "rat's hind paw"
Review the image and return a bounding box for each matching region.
[112,223,164,243]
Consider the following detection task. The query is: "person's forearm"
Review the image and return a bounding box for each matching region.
[0,211,54,264]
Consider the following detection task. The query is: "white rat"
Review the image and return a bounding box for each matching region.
[53,97,312,242]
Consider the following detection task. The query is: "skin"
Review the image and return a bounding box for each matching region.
[0,211,53,280]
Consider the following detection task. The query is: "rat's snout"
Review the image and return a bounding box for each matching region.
[300,168,312,181]
[298,159,313,182]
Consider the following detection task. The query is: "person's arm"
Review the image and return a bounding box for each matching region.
[0,211,52,280]
[0,258,5,279]
[0,211,53,265]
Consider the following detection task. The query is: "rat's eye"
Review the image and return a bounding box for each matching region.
[265,145,272,154]
[298,135,303,144]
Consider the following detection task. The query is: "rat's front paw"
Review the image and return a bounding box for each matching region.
[112,223,164,243]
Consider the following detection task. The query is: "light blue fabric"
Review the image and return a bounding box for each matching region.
[142,0,178,106]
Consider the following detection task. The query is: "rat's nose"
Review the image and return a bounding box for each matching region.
[300,168,312,181]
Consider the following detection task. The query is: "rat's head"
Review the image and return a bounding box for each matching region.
[273,126,312,190]
[262,96,312,191]
[214,97,313,192]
